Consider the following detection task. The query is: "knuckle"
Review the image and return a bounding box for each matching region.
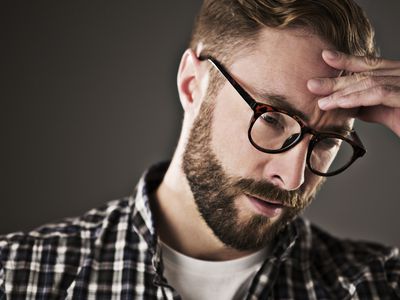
[363,56,383,68]
[327,77,338,90]
[316,78,335,91]
[348,73,368,87]
[363,77,378,89]
[375,85,394,97]
[386,84,400,95]
[355,72,370,81]
[324,92,335,101]
[360,70,375,77]
[332,89,347,99]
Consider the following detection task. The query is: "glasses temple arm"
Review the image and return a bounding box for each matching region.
[198,55,258,111]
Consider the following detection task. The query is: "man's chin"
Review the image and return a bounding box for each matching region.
[216,207,285,251]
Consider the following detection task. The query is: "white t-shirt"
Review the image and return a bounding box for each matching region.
[161,242,267,300]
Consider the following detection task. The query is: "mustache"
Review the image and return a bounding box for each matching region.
[233,178,313,209]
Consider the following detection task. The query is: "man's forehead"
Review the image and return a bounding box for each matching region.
[227,28,353,134]
[256,30,338,74]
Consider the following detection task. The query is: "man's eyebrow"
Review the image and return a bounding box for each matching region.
[254,91,354,134]
[254,91,310,122]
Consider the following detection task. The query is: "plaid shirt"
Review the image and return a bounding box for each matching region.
[1,162,399,299]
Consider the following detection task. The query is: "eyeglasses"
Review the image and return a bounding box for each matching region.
[199,55,366,177]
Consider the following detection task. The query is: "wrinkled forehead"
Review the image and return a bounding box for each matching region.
[228,27,354,131]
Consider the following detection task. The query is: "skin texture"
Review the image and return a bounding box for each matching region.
[154,27,400,261]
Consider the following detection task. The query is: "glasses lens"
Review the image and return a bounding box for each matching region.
[309,137,354,174]
[250,112,302,151]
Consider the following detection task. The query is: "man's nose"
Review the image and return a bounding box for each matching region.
[262,138,310,191]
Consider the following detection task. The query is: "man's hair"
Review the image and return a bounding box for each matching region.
[190,0,377,63]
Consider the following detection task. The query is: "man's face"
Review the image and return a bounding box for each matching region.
[182,28,355,251]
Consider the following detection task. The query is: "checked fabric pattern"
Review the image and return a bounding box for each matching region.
[1,162,400,299]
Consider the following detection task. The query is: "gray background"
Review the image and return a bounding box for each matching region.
[1,1,399,247]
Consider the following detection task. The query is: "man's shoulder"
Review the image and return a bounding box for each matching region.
[293,218,400,298]
[0,197,134,248]
[305,219,398,265]
[0,197,153,298]
[0,198,140,285]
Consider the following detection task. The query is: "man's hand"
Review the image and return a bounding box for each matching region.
[307,50,400,137]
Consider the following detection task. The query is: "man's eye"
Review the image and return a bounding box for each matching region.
[261,113,285,130]
[262,115,278,125]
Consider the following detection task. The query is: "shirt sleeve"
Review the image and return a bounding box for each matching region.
[0,238,8,299]
[385,247,400,298]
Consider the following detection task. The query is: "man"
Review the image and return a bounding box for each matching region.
[1,0,399,299]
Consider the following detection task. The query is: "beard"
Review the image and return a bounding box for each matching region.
[182,99,322,251]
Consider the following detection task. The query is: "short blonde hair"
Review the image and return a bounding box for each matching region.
[190,0,377,63]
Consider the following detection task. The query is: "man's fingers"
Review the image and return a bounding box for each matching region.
[358,106,400,137]
[318,84,400,110]
[309,75,400,98]
[308,73,366,95]
[322,50,400,72]
[315,50,400,137]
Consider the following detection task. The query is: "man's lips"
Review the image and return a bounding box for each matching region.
[245,194,286,218]
[245,193,285,207]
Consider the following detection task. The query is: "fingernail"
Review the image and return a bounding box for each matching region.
[308,79,323,90]
[318,98,329,109]
[323,50,339,60]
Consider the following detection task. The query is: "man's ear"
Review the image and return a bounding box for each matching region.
[177,49,204,114]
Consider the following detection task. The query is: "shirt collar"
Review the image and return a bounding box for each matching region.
[131,161,170,251]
